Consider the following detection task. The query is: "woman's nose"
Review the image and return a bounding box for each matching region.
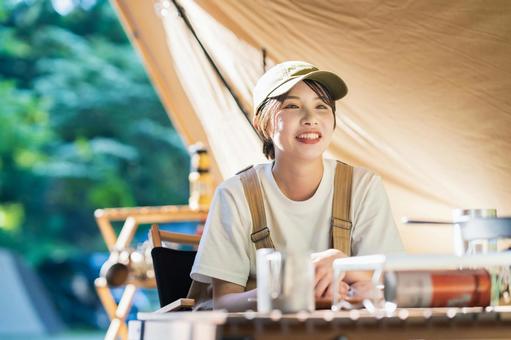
[301,109,318,126]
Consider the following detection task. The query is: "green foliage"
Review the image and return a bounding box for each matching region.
[0,0,190,264]
[0,202,24,232]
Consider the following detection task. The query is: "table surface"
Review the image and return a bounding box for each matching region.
[137,305,511,321]
[130,306,511,340]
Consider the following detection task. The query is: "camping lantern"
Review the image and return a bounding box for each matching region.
[188,143,213,212]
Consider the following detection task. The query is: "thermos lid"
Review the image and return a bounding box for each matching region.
[452,208,497,223]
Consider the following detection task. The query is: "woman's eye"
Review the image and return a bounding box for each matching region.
[283,104,299,109]
[316,104,328,109]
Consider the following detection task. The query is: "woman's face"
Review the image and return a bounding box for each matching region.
[270,81,335,162]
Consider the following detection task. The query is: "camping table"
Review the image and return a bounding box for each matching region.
[128,306,511,340]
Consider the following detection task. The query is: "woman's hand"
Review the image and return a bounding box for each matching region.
[311,248,347,300]
[346,280,379,303]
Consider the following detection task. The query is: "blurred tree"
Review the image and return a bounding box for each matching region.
[0,0,190,264]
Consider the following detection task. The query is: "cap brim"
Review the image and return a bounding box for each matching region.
[267,70,348,101]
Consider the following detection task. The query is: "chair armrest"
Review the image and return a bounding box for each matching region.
[159,230,201,245]
[155,298,195,313]
[149,224,201,247]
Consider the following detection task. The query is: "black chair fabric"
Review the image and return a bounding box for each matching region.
[151,247,197,307]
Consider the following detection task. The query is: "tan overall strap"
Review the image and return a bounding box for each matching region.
[239,166,275,249]
[331,161,353,256]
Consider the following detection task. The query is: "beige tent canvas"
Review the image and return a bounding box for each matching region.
[111,0,511,253]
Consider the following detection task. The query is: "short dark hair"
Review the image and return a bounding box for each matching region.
[252,79,336,160]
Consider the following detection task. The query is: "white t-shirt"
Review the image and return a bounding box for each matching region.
[191,158,404,287]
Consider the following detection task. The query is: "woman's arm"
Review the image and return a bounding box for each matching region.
[212,251,371,311]
[191,183,256,312]
[351,174,404,255]
[212,278,257,312]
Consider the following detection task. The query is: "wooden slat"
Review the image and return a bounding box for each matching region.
[150,224,201,246]
[95,278,129,340]
[95,205,207,222]
[150,224,162,247]
[114,216,138,250]
[95,213,118,251]
[94,278,117,319]
[115,284,137,319]
[159,230,201,245]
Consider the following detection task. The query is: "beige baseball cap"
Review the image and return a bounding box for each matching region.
[253,60,348,114]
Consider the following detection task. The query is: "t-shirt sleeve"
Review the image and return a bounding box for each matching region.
[351,174,405,255]
[190,182,251,287]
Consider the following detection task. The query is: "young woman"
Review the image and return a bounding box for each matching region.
[190,61,404,311]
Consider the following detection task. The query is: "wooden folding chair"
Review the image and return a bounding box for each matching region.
[149,224,201,312]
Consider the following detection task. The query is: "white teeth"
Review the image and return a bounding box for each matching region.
[297,133,320,140]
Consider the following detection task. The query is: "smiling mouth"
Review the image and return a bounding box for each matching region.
[296,132,321,144]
